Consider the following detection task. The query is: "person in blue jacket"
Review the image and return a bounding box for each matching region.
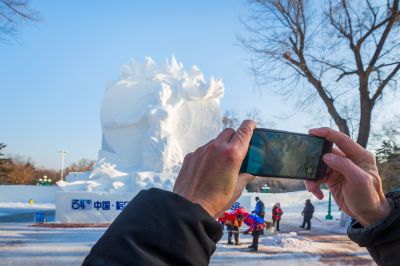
[253,196,265,234]
[244,214,265,251]
[253,197,265,218]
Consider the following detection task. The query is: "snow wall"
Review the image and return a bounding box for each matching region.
[0,185,61,203]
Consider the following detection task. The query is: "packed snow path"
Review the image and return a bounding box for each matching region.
[211,224,374,266]
[0,222,374,266]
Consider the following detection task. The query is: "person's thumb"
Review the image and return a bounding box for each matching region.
[322,153,363,179]
[235,173,256,197]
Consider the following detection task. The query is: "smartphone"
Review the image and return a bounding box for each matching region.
[240,128,333,181]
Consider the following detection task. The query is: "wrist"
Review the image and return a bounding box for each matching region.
[173,191,220,218]
[358,198,391,227]
[192,199,219,218]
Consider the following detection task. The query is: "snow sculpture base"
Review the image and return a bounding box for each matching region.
[55,191,135,223]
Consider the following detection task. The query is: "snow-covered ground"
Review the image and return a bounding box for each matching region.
[0,189,376,265]
[0,203,55,223]
[211,189,374,265]
[0,223,103,266]
[212,225,374,266]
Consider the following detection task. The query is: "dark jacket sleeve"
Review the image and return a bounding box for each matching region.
[347,192,400,266]
[82,188,223,266]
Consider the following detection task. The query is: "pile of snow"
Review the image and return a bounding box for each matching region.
[264,232,311,248]
[58,56,224,194]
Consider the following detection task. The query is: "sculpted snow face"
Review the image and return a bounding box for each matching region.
[58,56,224,193]
[100,56,224,172]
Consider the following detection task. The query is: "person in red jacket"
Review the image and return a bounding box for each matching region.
[272,202,283,231]
[223,207,248,245]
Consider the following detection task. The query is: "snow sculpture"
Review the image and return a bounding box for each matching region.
[57,56,224,194]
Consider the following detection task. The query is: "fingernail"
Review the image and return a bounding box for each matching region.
[323,153,336,162]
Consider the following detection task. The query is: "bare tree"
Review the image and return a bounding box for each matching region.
[245,108,266,127]
[222,109,240,129]
[0,0,40,43]
[241,0,400,147]
[2,155,36,184]
[64,159,96,176]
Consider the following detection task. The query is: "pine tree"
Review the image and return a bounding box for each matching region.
[0,143,13,181]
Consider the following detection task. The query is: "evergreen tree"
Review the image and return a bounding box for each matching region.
[0,143,13,180]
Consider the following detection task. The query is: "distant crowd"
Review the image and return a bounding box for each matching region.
[218,196,315,251]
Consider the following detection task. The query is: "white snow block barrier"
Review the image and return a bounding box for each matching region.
[232,194,253,211]
[0,185,61,203]
[55,191,135,223]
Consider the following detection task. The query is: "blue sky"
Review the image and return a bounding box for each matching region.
[0,0,374,169]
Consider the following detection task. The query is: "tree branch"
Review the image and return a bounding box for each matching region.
[371,62,400,103]
[365,0,399,76]
[336,70,358,81]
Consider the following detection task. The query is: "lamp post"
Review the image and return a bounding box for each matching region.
[37,175,52,186]
[58,150,67,181]
[326,191,333,220]
[321,183,333,220]
[325,118,334,220]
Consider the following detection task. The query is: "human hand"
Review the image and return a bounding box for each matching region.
[173,120,256,218]
[305,127,391,227]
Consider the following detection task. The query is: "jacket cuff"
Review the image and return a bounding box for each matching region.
[159,188,224,243]
[347,192,400,246]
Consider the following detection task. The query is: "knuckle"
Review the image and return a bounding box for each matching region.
[223,128,235,134]
[238,125,253,138]
[353,173,371,187]
[365,151,376,161]
[338,131,351,141]
[225,145,241,161]
[193,146,204,156]
[183,152,193,162]
[206,140,219,151]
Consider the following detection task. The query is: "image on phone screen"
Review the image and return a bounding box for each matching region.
[241,129,332,180]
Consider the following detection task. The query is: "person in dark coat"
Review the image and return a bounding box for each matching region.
[300,199,315,230]
[272,202,283,231]
[83,124,399,266]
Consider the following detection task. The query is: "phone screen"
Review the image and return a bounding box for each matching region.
[241,129,332,180]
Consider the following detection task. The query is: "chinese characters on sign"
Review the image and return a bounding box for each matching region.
[71,199,129,211]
